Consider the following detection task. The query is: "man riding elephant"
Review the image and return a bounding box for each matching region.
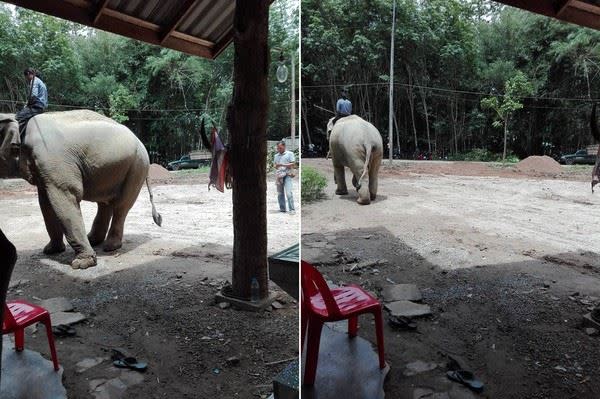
[0,110,161,270]
[327,115,383,205]
[16,68,48,137]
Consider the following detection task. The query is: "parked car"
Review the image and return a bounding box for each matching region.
[558,149,597,165]
[167,155,210,170]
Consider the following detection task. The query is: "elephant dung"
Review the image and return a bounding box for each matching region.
[382,284,422,302]
[385,301,431,318]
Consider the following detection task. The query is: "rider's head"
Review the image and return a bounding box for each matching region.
[23,68,35,82]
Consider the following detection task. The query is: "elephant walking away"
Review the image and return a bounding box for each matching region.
[0,110,162,269]
[327,115,383,205]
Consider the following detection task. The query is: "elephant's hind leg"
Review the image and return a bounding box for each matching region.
[88,203,113,246]
[333,162,348,195]
[104,166,146,252]
[369,157,381,201]
[38,189,66,255]
[45,185,96,269]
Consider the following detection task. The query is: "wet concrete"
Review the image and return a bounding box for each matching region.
[302,324,389,399]
[1,337,66,399]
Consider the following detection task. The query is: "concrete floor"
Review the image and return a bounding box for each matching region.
[302,323,389,399]
[1,336,66,399]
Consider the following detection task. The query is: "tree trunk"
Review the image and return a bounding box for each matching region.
[419,86,431,153]
[228,0,270,300]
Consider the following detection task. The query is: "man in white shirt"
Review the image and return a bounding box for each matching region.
[273,141,296,214]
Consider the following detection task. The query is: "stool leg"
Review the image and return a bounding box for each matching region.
[373,307,385,369]
[14,328,24,351]
[42,318,59,371]
[303,318,323,385]
[348,316,358,337]
[301,306,308,351]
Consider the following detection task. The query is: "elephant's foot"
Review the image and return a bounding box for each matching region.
[43,241,66,255]
[335,189,348,195]
[71,253,97,270]
[357,197,371,205]
[370,193,377,201]
[88,233,106,247]
[103,239,122,252]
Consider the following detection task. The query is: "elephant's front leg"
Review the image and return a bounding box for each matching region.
[45,185,96,269]
[38,188,66,254]
[88,203,113,246]
[333,161,348,195]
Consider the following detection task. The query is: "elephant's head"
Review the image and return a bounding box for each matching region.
[0,114,19,165]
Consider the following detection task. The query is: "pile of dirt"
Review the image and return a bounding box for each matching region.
[516,155,563,174]
[148,163,172,180]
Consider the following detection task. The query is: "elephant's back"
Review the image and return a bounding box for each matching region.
[330,115,383,149]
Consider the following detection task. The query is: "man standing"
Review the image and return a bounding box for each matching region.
[16,68,48,137]
[274,140,296,214]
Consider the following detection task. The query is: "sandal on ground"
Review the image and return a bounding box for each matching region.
[113,357,148,372]
[388,315,417,330]
[446,370,484,392]
[52,324,76,337]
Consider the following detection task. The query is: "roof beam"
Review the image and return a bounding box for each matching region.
[2,0,215,59]
[556,0,575,17]
[160,0,199,45]
[93,0,109,24]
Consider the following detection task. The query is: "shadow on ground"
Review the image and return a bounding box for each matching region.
[302,227,600,399]
[5,242,298,398]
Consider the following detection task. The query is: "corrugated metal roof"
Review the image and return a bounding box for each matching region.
[494,0,600,30]
[1,0,237,59]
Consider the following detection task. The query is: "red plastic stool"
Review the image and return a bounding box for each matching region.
[2,300,59,371]
[301,260,385,385]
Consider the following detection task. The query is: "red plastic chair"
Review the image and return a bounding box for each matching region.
[2,300,59,371]
[301,260,385,385]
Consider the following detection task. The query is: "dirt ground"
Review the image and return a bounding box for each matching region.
[0,169,299,398]
[302,158,600,399]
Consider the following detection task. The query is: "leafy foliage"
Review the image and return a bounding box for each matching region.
[301,166,327,203]
[302,0,600,159]
[0,2,298,164]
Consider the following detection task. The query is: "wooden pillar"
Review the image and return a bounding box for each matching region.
[227,0,270,300]
[0,229,17,382]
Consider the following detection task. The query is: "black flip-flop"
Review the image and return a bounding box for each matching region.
[52,324,76,337]
[113,357,148,372]
[388,315,417,330]
[446,370,484,392]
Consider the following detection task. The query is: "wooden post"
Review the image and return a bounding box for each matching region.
[228,0,270,300]
[388,0,396,165]
[0,229,17,382]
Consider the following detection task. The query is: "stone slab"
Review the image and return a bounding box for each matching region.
[385,301,432,318]
[1,337,66,399]
[75,357,106,374]
[40,297,74,314]
[382,284,422,302]
[51,311,86,326]
[404,360,439,376]
[214,291,277,312]
[91,370,145,399]
[301,325,389,399]
[582,313,600,329]
[273,359,299,399]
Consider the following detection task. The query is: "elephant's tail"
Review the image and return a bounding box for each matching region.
[357,144,372,189]
[146,177,163,227]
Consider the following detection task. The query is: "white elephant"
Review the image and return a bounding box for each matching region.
[0,110,161,269]
[327,115,383,205]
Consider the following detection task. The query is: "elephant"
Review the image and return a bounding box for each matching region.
[0,110,162,269]
[327,115,383,205]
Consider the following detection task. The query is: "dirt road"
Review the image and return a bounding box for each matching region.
[302,158,600,398]
[0,170,299,398]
